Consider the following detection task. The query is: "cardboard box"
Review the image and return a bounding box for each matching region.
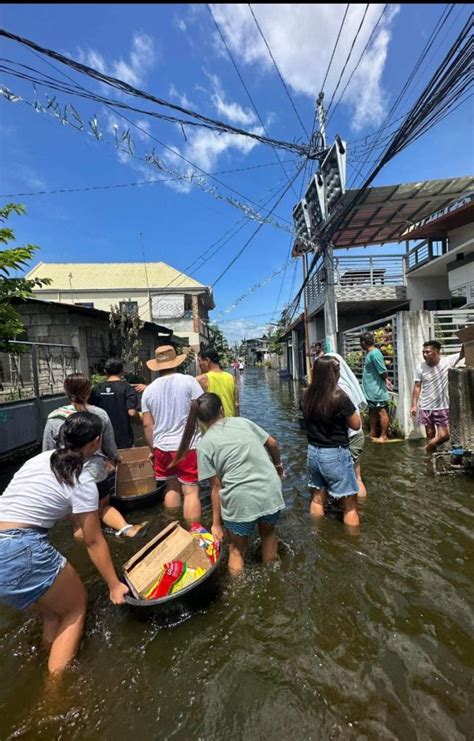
[456,324,474,368]
[115,446,156,498]
[123,521,211,598]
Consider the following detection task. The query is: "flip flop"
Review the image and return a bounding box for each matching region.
[370,437,404,444]
[116,521,150,538]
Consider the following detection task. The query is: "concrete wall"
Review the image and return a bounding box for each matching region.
[448,224,473,252]
[15,302,166,381]
[406,275,451,310]
[16,301,110,374]
[31,289,208,347]
[448,258,474,303]
[33,289,150,317]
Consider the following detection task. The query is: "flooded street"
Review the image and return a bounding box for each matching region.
[0,368,472,739]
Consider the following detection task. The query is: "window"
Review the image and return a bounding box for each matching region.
[184,295,193,311]
[119,301,138,316]
[75,302,94,309]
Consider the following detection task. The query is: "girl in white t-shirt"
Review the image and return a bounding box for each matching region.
[0,412,129,674]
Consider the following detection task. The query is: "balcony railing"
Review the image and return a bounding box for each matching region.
[305,254,406,313]
[407,239,448,272]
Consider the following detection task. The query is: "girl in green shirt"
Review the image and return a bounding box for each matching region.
[174,393,285,574]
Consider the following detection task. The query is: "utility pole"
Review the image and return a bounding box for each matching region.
[302,250,312,379]
[316,93,338,353]
[316,92,326,148]
[291,93,344,374]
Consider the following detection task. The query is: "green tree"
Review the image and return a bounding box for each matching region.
[0,203,50,351]
[207,323,232,365]
[266,319,285,356]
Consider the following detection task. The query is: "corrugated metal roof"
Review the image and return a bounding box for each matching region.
[330,176,474,248]
[401,192,474,239]
[26,262,206,290]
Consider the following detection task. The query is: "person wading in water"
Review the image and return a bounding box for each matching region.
[0,412,128,674]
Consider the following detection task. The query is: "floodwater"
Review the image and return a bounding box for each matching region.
[0,369,473,740]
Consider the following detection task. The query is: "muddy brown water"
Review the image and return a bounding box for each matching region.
[0,369,472,739]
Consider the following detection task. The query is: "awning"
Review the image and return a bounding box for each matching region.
[401,192,474,240]
[329,176,474,248]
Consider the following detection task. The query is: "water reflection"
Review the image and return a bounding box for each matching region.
[0,368,472,739]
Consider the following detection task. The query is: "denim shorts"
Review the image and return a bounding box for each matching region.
[223,510,282,537]
[307,445,358,499]
[0,529,67,610]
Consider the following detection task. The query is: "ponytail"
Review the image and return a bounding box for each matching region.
[50,411,102,486]
[172,393,223,466]
[172,400,200,467]
[50,448,84,487]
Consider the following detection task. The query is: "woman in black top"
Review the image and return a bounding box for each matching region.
[303,356,361,527]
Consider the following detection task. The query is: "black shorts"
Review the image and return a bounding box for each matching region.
[97,472,116,500]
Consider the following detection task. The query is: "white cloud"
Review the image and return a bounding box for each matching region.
[212,93,257,126]
[162,124,263,193]
[203,70,257,126]
[169,83,194,109]
[208,4,400,132]
[220,319,268,344]
[134,119,152,141]
[15,164,47,190]
[161,74,264,192]
[77,32,156,88]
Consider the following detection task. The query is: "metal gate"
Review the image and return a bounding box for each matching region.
[341,314,398,391]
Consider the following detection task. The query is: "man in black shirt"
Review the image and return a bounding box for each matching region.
[91,359,138,448]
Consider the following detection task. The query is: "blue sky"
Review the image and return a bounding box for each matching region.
[1,3,472,342]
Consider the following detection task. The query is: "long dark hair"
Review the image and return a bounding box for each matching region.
[50,411,102,486]
[303,355,343,419]
[172,393,223,466]
[64,373,92,404]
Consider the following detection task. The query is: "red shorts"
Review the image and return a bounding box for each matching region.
[153,448,199,485]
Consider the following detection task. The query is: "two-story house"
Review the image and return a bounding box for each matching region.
[26,262,215,350]
[282,176,473,379]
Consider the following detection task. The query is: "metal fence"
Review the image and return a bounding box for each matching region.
[305,254,406,315]
[341,313,399,391]
[334,254,406,286]
[0,341,78,404]
[431,310,474,355]
[406,239,448,271]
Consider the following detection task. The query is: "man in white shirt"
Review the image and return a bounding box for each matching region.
[411,340,463,452]
[142,346,203,519]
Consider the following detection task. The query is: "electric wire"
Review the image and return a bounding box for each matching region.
[206,4,301,200]
[325,4,370,121]
[0,28,311,157]
[8,45,298,231]
[211,158,307,287]
[288,13,473,314]
[247,4,309,138]
[321,5,350,95]
[326,4,389,129]
[348,4,457,187]
[0,158,299,198]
